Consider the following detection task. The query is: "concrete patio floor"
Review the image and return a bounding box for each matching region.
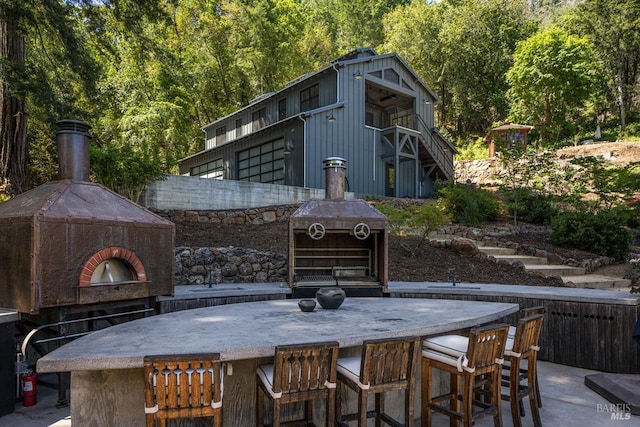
[1,361,636,426]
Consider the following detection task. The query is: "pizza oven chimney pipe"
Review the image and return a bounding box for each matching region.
[56,119,92,181]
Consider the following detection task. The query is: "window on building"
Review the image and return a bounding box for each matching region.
[365,111,374,127]
[385,164,395,197]
[235,118,243,138]
[278,98,287,121]
[252,108,266,132]
[384,68,400,84]
[237,139,285,184]
[215,125,227,145]
[300,84,319,111]
[191,158,224,179]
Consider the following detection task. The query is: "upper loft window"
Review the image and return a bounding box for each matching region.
[369,68,409,88]
[384,68,400,84]
[252,108,266,132]
[215,125,227,145]
[235,118,243,138]
[300,84,319,111]
[278,98,287,121]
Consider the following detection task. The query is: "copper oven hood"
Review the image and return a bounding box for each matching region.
[0,120,175,314]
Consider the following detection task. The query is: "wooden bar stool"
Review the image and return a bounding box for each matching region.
[256,341,339,427]
[502,313,544,427]
[335,336,421,426]
[143,353,223,427]
[508,306,546,408]
[421,324,509,427]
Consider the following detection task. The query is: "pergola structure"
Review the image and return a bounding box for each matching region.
[487,121,534,157]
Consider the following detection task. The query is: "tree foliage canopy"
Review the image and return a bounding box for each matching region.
[1,0,639,197]
[507,28,600,135]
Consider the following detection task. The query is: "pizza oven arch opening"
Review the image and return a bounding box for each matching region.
[79,246,148,287]
[89,259,137,285]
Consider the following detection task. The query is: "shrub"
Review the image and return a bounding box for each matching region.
[376,200,450,257]
[455,137,488,161]
[436,182,503,226]
[550,210,631,260]
[503,188,559,225]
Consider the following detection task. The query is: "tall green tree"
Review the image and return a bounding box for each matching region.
[381,0,448,125]
[328,0,408,52]
[383,0,537,136]
[506,28,601,140]
[233,0,313,93]
[439,0,537,135]
[0,0,165,196]
[561,0,640,131]
[0,1,28,195]
[1,0,97,195]
[89,2,199,170]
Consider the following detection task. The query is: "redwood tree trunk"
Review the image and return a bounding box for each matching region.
[0,5,28,196]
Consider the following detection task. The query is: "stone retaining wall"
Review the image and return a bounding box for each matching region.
[174,246,288,285]
[455,159,502,186]
[153,205,298,225]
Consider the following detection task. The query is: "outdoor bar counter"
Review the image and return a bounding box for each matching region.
[37,297,518,425]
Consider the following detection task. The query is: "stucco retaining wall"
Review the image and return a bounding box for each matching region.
[143,174,355,211]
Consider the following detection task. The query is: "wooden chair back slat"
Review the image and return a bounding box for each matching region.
[512,314,544,355]
[273,342,339,395]
[466,324,509,373]
[143,353,222,425]
[520,306,546,316]
[360,336,420,386]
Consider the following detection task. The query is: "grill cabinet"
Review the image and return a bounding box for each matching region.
[288,158,388,297]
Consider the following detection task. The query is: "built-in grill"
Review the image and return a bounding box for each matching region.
[0,120,175,406]
[288,157,388,297]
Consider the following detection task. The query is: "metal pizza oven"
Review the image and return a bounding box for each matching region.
[288,157,388,297]
[0,120,175,315]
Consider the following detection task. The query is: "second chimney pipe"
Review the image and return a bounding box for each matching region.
[56,119,92,181]
[323,157,346,200]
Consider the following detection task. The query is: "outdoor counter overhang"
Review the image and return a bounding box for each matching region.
[35,298,518,425]
[37,298,517,372]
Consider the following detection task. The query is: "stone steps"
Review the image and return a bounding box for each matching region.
[477,245,629,289]
[561,275,632,289]
[476,246,516,256]
[430,233,631,290]
[429,233,631,289]
[489,254,548,265]
[522,264,586,276]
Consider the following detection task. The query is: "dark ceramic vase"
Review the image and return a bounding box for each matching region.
[298,299,317,312]
[315,288,346,309]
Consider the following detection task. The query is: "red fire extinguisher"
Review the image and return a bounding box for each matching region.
[22,370,37,407]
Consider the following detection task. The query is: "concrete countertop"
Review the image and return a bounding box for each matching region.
[0,308,18,324]
[164,282,638,305]
[37,297,518,373]
[388,282,640,305]
[161,282,290,300]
